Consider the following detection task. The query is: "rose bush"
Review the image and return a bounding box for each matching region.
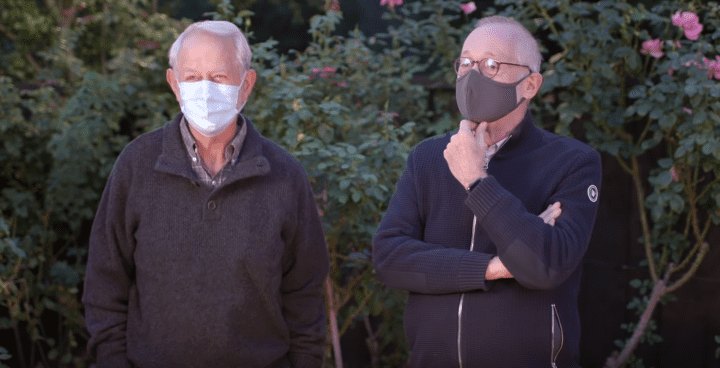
[1,0,719,367]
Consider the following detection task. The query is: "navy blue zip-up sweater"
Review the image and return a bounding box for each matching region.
[373,111,601,367]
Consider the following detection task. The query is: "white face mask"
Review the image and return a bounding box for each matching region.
[178,72,247,137]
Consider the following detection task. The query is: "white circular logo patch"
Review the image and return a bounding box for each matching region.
[588,185,598,202]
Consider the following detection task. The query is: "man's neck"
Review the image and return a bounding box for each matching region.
[189,120,237,153]
[484,105,527,146]
[189,119,237,175]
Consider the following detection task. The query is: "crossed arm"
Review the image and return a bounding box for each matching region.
[486,201,561,280]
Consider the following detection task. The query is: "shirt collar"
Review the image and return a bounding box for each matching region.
[486,135,511,160]
[179,115,247,166]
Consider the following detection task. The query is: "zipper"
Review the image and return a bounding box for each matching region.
[457,215,477,368]
[457,138,510,368]
[551,304,564,368]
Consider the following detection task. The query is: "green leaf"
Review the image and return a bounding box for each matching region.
[0,346,10,360]
[50,261,80,286]
[655,171,673,188]
[669,195,684,213]
[657,158,673,169]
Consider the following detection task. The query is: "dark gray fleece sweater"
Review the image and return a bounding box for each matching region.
[83,113,329,368]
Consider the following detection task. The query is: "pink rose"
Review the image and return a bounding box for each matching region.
[461,2,477,15]
[682,107,693,115]
[702,56,720,79]
[640,39,664,58]
[380,0,403,8]
[326,0,340,12]
[672,11,703,40]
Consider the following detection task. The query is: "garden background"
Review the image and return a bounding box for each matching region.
[1,0,719,367]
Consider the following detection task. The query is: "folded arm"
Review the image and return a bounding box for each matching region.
[466,151,602,289]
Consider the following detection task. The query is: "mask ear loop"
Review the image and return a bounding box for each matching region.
[514,72,533,106]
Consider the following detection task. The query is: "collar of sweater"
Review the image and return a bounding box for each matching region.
[155,112,271,185]
[491,110,543,160]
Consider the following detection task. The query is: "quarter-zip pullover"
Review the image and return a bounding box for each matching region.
[83,113,329,368]
[373,111,602,367]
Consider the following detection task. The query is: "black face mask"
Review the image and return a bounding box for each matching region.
[455,69,528,123]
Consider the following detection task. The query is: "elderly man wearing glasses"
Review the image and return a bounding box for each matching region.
[373,15,602,367]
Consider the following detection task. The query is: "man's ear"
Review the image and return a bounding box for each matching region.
[166,68,181,105]
[520,72,543,100]
[238,69,257,106]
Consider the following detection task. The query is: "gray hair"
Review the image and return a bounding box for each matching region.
[475,16,542,73]
[168,20,252,71]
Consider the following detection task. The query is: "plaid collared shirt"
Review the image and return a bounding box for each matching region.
[179,116,247,188]
[483,135,511,170]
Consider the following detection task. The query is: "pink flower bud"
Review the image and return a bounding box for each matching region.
[461,2,477,15]
[670,167,679,182]
[380,0,403,8]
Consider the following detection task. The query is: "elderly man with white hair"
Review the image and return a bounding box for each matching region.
[373,15,602,367]
[83,21,329,368]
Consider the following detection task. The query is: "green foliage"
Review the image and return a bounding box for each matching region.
[240,8,427,365]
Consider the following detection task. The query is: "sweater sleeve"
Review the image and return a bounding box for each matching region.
[82,155,135,368]
[372,150,493,294]
[465,149,602,290]
[280,171,329,368]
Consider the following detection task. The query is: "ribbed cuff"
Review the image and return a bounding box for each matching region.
[465,175,506,220]
[458,252,493,291]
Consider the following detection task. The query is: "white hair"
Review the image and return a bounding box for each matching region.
[475,16,542,73]
[168,20,252,71]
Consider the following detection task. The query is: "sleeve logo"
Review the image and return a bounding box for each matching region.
[588,185,598,202]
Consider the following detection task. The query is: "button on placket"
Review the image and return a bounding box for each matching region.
[207,200,217,210]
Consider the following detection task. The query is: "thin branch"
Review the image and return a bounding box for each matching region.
[674,240,702,273]
[667,242,710,293]
[631,155,658,281]
[325,277,343,368]
[0,24,17,40]
[634,117,653,150]
[604,267,672,368]
[697,176,720,202]
[700,215,712,241]
[338,289,376,337]
[614,155,633,175]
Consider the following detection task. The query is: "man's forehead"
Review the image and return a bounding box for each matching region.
[461,23,519,62]
[176,31,238,66]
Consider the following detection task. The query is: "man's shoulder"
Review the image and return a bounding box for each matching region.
[536,126,598,159]
[254,132,306,176]
[410,130,454,159]
[116,122,167,166]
